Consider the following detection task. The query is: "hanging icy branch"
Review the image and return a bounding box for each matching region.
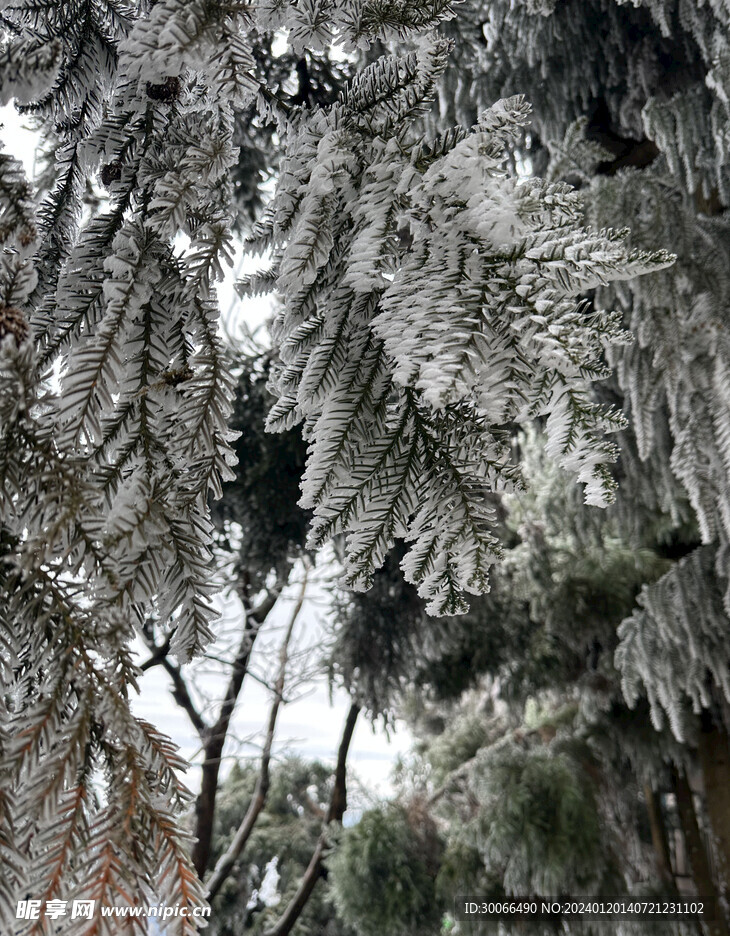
[616,546,730,741]
[263,53,674,614]
[0,0,259,926]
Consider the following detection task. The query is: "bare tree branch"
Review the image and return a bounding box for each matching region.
[192,578,301,876]
[427,754,477,808]
[249,586,283,624]
[137,575,299,881]
[263,702,360,936]
[139,634,207,740]
[139,634,171,671]
[160,657,208,742]
[205,575,306,899]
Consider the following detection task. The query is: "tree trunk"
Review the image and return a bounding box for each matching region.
[191,588,281,876]
[644,782,676,891]
[698,714,730,903]
[673,767,728,936]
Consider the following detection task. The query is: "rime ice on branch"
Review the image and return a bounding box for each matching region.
[0,0,675,928]
[259,51,672,615]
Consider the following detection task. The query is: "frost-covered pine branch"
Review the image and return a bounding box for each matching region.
[258,46,672,614]
[616,546,730,742]
[0,0,257,928]
[0,0,684,926]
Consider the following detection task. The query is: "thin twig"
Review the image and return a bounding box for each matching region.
[160,657,208,742]
[205,572,308,899]
[263,702,360,936]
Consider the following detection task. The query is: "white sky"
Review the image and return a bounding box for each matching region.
[0,102,39,174]
[132,565,411,802]
[0,101,410,803]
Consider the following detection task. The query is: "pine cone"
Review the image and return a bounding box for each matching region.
[146,76,182,103]
[160,365,194,387]
[0,305,30,346]
[100,162,122,187]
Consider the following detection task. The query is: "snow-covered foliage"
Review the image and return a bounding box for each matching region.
[258,47,671,615]
[470,739,605,896]
[437,0,730,562]
[450,0,730,201]
[616,546,730,741]
[0,0,694,927]
[0,0,252,929]
[586,168,730,577]
[316,2,730,929]
[434,0,730,790]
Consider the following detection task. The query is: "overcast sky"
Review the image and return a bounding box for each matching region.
[132,566,412,801]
